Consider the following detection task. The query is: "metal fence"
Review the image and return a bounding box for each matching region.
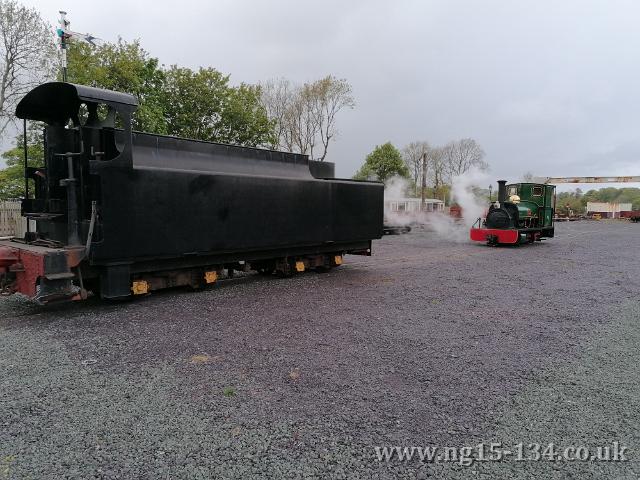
[0,201,28,237]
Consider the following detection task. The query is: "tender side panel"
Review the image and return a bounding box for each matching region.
[90,167,383,263]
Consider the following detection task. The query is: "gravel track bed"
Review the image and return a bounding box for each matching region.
[1,220,638,479]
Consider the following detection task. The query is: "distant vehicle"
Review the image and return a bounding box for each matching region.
[470,181,555,245]
[621,211,640,223]
[449,205,462,219]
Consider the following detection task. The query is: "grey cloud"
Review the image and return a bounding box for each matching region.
[18,0,640,184]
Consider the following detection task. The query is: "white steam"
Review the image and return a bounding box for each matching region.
[429,167,490,242]
[383,168,490,243]
[451,167,490,229]
[424,211,468,242]
[383,176,414,227]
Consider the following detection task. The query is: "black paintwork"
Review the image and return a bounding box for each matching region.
[16,83,384,298]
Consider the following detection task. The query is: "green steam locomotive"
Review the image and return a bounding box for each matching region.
[470,180,556,245]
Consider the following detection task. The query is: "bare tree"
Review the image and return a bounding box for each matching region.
[521,171,535,182]
[427,146,446,198]
[260,78,294,151]
[291,83,320,159]
[402,141,429,195]
[0,0,55,141]
[442,138,488,178]
[308,76,354,161]
[260,75,354,160]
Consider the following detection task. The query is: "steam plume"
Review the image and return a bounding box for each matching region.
[383,168,490,243]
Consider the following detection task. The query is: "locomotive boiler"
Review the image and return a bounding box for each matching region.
[0,82,383,304]
[470,180,555,245]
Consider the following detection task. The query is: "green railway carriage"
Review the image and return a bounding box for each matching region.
[470,180,556,245]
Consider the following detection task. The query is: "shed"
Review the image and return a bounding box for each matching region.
[384,197,445,213]
[586,202,632,218]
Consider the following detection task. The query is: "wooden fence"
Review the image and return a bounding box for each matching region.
[0,201,28,237]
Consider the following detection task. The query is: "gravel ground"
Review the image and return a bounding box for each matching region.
[0,220,639,479]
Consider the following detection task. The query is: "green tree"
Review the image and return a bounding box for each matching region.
[224,83,276,146]
[66,41,275,146]
[556,190,587,215]
[163,67,274,146]
[0,123,44,200]
[556,187,640,214]
[66,40,166,133]
[353,142,409,182]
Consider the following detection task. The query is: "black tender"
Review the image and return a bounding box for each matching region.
[16,82,383,299]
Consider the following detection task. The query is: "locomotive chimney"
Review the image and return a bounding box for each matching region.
[497,180,507,203]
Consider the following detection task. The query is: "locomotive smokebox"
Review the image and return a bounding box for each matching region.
[497,180,507,203]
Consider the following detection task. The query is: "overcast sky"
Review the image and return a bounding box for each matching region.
[18,0,640,188]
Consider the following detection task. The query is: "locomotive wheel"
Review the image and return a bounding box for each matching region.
[252,261,276,276]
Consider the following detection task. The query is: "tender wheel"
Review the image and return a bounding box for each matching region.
[275,262,295,278]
